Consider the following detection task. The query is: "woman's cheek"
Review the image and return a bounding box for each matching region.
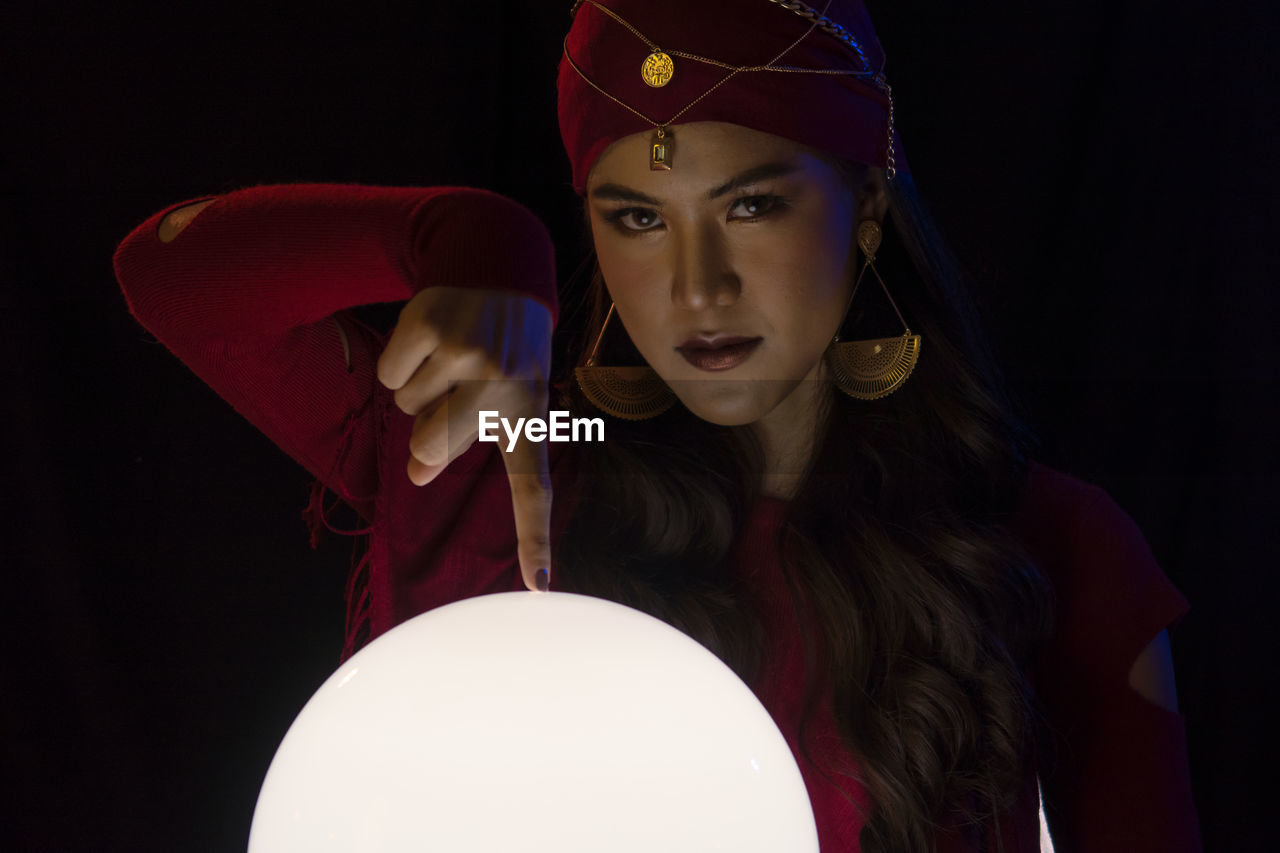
[745,234,838,301]
[605,278,668,365]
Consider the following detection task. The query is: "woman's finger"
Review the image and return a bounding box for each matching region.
[377,296,443,393]
[407,454,450,488]
[392,344,485,417]
[406,382,486,480]
[405,394,450,486]
[499,384,554,592]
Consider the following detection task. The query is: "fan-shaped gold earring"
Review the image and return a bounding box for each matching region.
[825,220,923,400]
[574,303,677,420]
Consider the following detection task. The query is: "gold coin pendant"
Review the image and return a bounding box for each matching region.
[641,51,674,87]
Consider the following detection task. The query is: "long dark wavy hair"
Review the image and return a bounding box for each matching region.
[550,166,1054,853]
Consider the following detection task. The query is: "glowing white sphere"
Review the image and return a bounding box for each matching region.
[249,591,817,852]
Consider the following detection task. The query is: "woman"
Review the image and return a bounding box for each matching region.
[113,1,1200,850]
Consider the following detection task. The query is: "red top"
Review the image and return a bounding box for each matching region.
[113,183,1201,852]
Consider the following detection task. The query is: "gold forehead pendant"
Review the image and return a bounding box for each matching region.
[640,51,674,171]
[650,127,671,171]
[641,50,674,87]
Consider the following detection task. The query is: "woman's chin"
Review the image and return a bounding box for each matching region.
[667,379,794,427]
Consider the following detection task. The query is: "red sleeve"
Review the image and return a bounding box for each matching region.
[112,183,558,518]
[1010,465,1201,852]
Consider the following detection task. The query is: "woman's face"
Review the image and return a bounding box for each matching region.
[586,121,861,428]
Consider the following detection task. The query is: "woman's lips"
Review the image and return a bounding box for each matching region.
[675,337,763,371]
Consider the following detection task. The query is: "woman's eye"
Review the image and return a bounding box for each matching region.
[607,208,664,233]
[728,195,784,220]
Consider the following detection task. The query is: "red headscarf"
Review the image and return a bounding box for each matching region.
[557,0,905,194]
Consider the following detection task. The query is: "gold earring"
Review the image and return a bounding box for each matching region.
[574,302,677,420]
[825,220,923,400]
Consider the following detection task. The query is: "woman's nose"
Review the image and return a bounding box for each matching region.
[670,226,741,310]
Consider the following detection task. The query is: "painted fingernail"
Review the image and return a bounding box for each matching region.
[535,568,549,592]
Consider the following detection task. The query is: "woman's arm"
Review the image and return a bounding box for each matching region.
[1018,469,1201,852]
[113,183,558,520]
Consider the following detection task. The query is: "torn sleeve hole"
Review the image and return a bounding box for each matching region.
[158,198,217,243]
[1127,629,1180,713]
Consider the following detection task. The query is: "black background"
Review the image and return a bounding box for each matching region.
[2,1,1275,850]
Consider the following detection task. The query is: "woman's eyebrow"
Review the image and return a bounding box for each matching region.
[589,160,802,206]
[706,161,801,200]
[590,184,664,205]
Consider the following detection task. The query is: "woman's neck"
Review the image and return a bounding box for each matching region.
[750,376,831,501]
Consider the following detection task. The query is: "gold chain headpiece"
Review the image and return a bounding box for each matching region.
[564,0,896,178]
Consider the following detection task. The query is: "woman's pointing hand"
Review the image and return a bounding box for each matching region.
[377,286,554,592]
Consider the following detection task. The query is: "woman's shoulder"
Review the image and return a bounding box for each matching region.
[1007,462,1153,566]
[1011,461,1114,520]
[1008,462,1189,679]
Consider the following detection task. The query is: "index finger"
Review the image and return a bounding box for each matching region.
[500,390,554,593]
[377,304,441,392]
